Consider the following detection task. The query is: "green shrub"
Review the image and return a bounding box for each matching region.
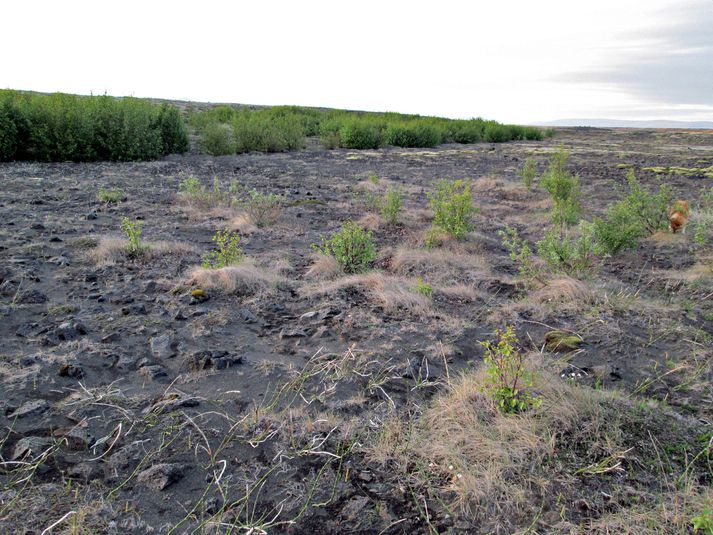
[313,222,376,274]
[339,120,382,149]
[540,148,581,230]
[618,169,672,234]
[231,111,305,153]
[428,179,477,239]
[156,103,189,154]
[177,176,235,208]
[0,102,18,161]
[380,187,402,225]
[98,187,124,204]
[498,225,539,287]
[383,123,441,148]
[121,218,146,257]
[199,122,234,155]
[593,202,643,255]
[202,229,242,269]
[692,187,713,246]
[537,222,597,277]
[593,170,672,255]
[0,91,188,162]
[413,277,433,297]
[244,189,283,227]
[480,326,541,414]
[521,156,537,189]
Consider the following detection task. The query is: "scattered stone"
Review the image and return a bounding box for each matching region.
[67,461,103,481]
[48,255,71,266]
[185,350,243,371]
[150,332,178,359]
[58,363,84,378]
[101,332,121,343]
[279,328,307,339]
[30,222,45,230]
[139,364,168,380]
[137,463,185,490]
[16,289,48,304]
[56,427,95,450]
[9,399,50,419]
[143,393,200,415]
[85,212,98,220]
[173,308,187,320]
[237,308,261,324]
[12,436,55,460]
[48,321,87,343]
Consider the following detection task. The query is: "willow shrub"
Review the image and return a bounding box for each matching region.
[0,90,188,162]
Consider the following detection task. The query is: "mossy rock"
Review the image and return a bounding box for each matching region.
[191,289,206,298]
[545,330,584,352]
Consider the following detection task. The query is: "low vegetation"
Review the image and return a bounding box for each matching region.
[0,90,188,161]
[313,221,376,274]
[428,179,477,240]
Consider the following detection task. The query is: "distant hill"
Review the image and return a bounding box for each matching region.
[536,118,713,130]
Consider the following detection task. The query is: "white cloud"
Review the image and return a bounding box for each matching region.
[1,0,710,123]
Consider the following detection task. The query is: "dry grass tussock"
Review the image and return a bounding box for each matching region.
[229,213,258,235]
[302,272,431,316]
[88,236,198,266]
[305,253,342,279]
[187,259,283,295]
[495,277,594,323]
[369,361,710,532]
[390,247,487,275]
[356,212,380,230]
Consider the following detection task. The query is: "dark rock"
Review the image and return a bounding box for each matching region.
[49,236,63,243]
[84,273,98,282]
[67,462,103,481]
[139,364,168,380]
[16,322,48,337]
[173,309,187,321]
[12,436,55,460]
[10,399,50,419]
[30,223,46,230]
[137,463,185,490]
[85,212,98,220]
[185,350,243,372]
[101,332,121,343]
[150,333,178,359]
[57,427,95,450]
[237,308,261,324]
[16,289,48,304]
[279,328,307,339]
[48,321,87,343]
[58,363,84,378]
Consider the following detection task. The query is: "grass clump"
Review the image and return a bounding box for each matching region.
[380,187,402,225]
[537,221,597,277]
[412,277,433,297]
[428,179,477,240]
[480,326,541,414]
[98,187,124,204]
[313,222,376,274]
[498,225,539,287]
[121,218,146,257]
[177,176,236,208]
[521,156,537,189]
[201,229,242,269]
[244,189,283,227]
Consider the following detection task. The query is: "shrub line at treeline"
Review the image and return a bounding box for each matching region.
[0,90,550,162]
[193,105,550,155]
[0,90,188,162]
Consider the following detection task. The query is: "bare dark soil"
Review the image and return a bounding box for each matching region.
[0,128,711,534]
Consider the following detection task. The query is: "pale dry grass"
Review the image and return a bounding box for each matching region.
[496,277,594,322]
[229,213,258,235]
[302,272,431,316]
[370,362,618,522]
[88,236,198,266]
[187,259,283,295]
[436,284,481,302]
[356,212,381,230]
[390,247,488,274]
[305,254,342,279]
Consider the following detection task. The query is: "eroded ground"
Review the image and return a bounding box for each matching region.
[0,128,711,534]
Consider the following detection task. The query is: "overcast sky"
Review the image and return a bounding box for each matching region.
[2,0,711,124]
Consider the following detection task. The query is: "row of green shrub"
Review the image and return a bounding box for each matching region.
[189,105,548,155]
[0,90,188,162]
